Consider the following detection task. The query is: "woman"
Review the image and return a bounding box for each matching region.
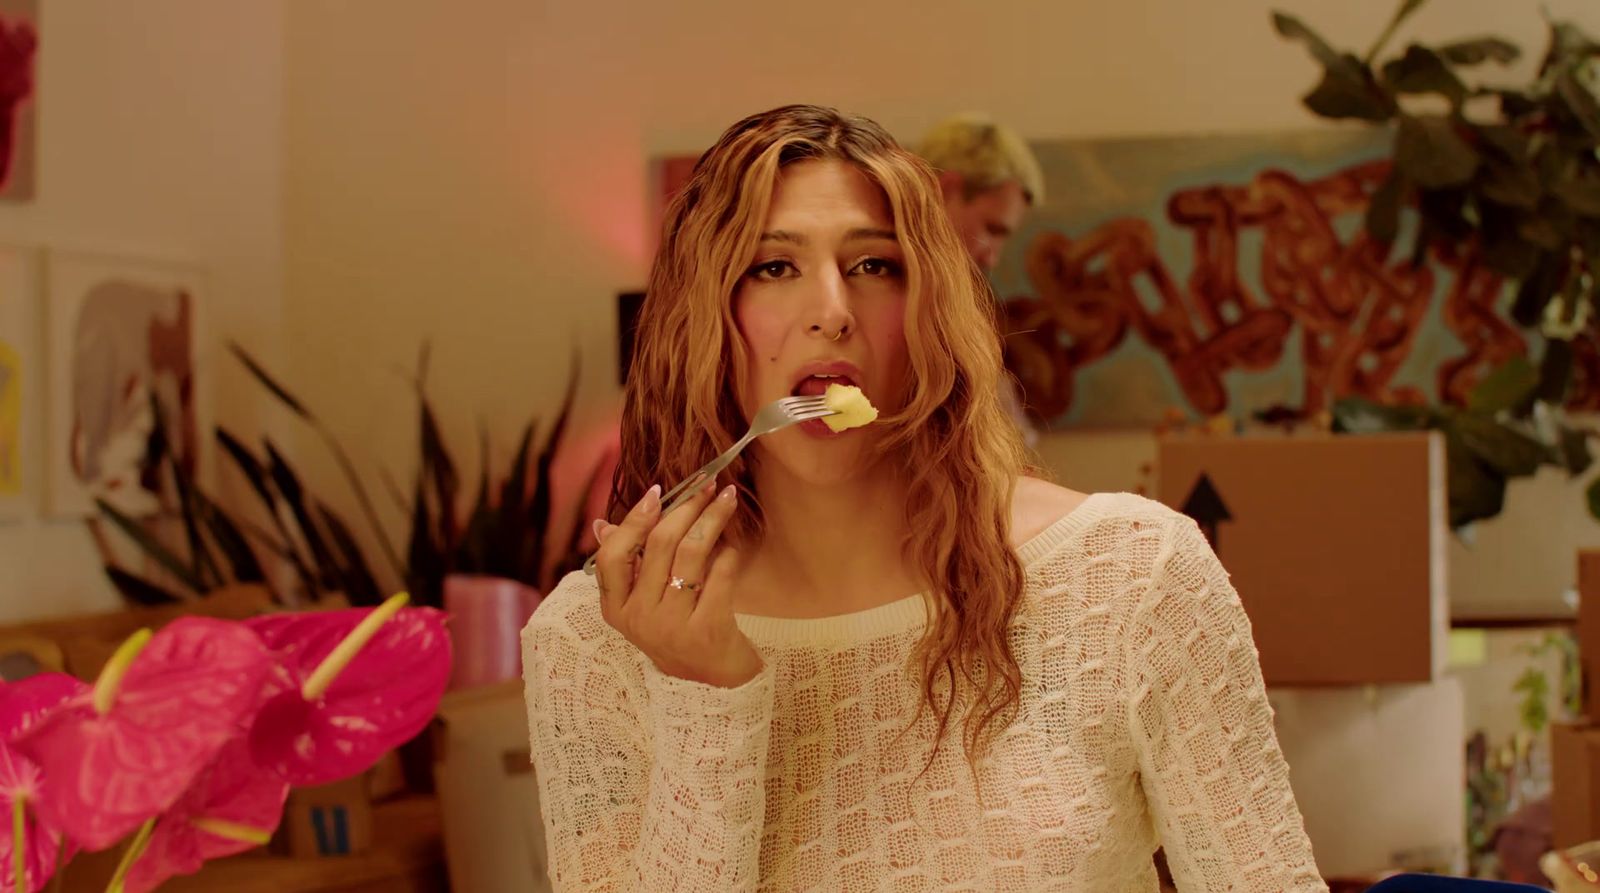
[522,105,1326,892]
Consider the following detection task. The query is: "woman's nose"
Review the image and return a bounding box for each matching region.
[804,267,853,341]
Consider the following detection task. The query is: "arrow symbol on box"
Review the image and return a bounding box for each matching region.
[1180,473,1232,553]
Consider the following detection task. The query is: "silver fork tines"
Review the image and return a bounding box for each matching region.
[582,394,838,575]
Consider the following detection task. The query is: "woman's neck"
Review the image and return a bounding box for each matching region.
[736,461,922,618]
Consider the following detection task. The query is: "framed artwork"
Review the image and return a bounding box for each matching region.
[0,245,38,519]
[991,130,1592,429]
[44,251,205,518]
[0,0,36,202]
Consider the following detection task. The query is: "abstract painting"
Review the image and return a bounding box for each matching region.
[0,246,37,518]
[45,252,202,518]
[991,131,1588,429]
[0,0,36,202]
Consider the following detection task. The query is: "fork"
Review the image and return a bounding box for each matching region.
[582,394,836,574]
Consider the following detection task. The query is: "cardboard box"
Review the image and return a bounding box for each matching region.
[432,680,550,892]
[273,774,374,858]
[1157,432,1447,687]
[1551,721,1600,848]
[1269,678,1466,877]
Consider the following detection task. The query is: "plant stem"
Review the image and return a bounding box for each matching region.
[103,819,155,893]
[13,795,24,893]
[47,836,64,893]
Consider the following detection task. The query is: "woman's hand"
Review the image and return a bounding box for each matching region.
[591,482,763,689]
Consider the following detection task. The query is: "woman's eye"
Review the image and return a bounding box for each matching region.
[748,260,795,280]
[854,257,902,277]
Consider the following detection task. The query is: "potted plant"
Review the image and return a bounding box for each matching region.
[1272,0,1600,530]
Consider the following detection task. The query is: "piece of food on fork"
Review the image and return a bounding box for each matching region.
[822,383,877,432]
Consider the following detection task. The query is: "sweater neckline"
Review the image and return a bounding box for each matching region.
[733,491,1117,649]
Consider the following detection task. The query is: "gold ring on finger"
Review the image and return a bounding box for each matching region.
[667,576,702,593]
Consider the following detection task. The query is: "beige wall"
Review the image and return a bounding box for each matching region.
[0,1,283,621]
[283,0,1600,615]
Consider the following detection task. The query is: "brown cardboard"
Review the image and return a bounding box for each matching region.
[1551,721,1600,848]
[432,679,550,892]
[1156,432,1447,687]
[272,773,374,858]
[1578,551,1600,720]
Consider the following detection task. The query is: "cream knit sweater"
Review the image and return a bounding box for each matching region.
[521,492,1327,892]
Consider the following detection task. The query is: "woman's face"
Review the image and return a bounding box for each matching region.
[732,158,910,485]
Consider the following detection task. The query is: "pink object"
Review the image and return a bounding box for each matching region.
[17,619,274,851]
[124,735,289,893]
[0,674,86,892]
[443,575,541,690]
[244,605,451,786]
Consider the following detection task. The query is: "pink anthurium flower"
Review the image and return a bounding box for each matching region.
[0,673,86,893]
[122,735,288,893]
[16,618,274,851]
[245,593,450,786]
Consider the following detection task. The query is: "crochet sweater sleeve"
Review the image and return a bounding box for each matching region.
[521,577,774,892]
[1126,516,1327,893]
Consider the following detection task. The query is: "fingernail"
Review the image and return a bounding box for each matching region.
[641,484,662,514]
[719,485,737,501]
[592,519,605,539]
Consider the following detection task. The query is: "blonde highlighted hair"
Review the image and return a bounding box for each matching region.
[611,105,1028,763]
[917,114,1045,205]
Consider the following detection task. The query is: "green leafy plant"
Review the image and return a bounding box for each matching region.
[1278,0,1600,526]
[95,344,592,610]
[402,345,593,606]
[1333,355,1594,528]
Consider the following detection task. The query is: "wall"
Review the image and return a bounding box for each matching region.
[0,1,283,621]
[284,0,1600,616]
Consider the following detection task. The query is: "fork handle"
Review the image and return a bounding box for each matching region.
[581,434,752,575]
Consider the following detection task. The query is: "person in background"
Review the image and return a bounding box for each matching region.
[917,114,1045,446]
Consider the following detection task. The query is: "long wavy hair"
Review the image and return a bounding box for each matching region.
[610,104,1028,763]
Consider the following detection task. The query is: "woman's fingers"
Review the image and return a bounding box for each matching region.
[633,480,718,608]
[594,485,660,621]
[661,485,739,615]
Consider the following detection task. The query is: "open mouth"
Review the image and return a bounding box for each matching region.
[791,372,858,398]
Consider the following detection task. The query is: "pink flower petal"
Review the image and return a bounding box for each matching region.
[123,736,287,893]
[246,607,449,786]
[0,674,87,743]
[0,742,72,893]
[17,618,274,851]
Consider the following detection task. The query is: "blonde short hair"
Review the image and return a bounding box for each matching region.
[917,114,1045,205]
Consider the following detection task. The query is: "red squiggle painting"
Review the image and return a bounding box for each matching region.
[996,134,1596,428]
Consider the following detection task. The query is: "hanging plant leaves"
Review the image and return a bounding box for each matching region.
[1447,430,1509,528]
[1438,37,1520,66]
[1396,114,1480,189]
[1452,413,1547,478]
[1556,70,1600,139]
[1382,45,1467,107]
[1467,356,1539,414]
[1367,167,1406,244]
[1559,427,1594,477]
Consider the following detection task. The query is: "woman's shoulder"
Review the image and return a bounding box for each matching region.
[1012,477,1190,557]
